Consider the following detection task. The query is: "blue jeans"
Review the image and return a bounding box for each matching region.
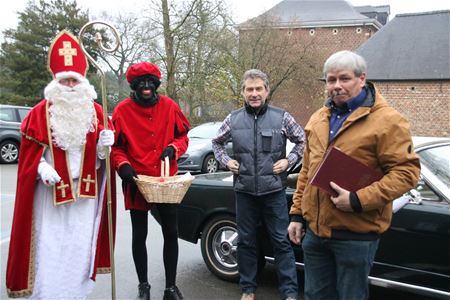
[302,229,379,300]
[235,190,298,298]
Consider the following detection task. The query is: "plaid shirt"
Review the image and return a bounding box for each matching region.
[212,111,305,168]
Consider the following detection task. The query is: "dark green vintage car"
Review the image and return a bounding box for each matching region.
[155,138,450,298]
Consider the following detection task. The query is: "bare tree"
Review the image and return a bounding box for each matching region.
[237,16,321,102]
[140,0,237,123]
[159,0,200,102]
[234,15,326,125]
[95,12,157,103]
[175,0,237,122]
[95,0,322,123]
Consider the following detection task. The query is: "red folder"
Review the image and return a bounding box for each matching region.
[310,147,384,196]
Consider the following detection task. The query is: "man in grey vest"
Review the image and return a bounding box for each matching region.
[212,69,305,300]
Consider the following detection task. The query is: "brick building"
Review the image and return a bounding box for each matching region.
[356,10,450,137]
[237,0,387,125]
[237,1,449,137]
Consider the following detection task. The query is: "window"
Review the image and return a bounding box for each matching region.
[188,123,222,139]
[309,29,315,36]
[18,109,31,121]
[418,144,450,188]
[332,28,338,35]
[0,108,15,122]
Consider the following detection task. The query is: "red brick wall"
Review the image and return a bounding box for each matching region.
[373,81,450,137]
[266,25,377,126]
[273,80,450,137]
[287,25,376,61]
[240,26,450,137]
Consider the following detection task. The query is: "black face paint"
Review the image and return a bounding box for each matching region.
[136,78,155,100]
[130,75,161,107]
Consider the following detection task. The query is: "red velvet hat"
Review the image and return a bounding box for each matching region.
[47,30,88,80]
[126,62,162,83]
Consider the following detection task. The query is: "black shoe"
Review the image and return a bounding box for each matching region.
[163,285,184,300]
[138,282,151,300]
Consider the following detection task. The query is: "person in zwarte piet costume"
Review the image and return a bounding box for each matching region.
[112,61,190,300]
[6,30,116,299]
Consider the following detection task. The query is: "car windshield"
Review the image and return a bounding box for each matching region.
[188,123,221,139]
[418,144,450,189]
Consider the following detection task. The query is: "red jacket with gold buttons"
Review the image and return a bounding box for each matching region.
[112,95,190,210]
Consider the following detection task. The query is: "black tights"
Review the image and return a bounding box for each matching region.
[130,204,179,288]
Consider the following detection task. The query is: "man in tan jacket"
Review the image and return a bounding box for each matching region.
[288,50,420,300]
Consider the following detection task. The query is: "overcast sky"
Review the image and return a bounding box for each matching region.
[1,0,448,42]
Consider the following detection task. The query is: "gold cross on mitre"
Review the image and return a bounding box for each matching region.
[82,174,95,192]
[58,41,77,66]
[57,180,70,198]
[48,31,88,80]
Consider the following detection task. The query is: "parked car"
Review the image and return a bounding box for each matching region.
[178,122,232,173]
[154,137,450,298]
[0,104,32,163]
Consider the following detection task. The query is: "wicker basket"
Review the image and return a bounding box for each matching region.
[134,157,194,204]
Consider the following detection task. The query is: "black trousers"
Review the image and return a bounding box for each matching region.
[130,204,179,288]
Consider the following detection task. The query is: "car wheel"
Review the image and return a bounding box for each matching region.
[201,215,239,282]
[202,154,218,173]
[0,140,19,164]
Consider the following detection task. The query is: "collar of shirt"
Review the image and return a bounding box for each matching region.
[330,87,367,113]
[328,87,367,142]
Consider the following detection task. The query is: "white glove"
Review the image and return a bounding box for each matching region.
[97,129,114,160]
[38,160,61,186]
[98,130,114,147]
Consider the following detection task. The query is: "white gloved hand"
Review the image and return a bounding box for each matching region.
[98,129,114,147]
[38,160,61,186]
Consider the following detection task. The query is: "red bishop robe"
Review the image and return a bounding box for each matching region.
[111,95,190,210]
[6,99,116,298]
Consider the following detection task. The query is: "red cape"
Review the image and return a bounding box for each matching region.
[6,100,116,298]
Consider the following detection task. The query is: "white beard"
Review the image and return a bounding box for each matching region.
[44,79,97,151]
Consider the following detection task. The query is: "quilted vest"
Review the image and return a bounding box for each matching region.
[231,105,287,195]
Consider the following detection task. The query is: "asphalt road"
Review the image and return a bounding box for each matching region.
[1,163,420,300]
[0,163,285,300]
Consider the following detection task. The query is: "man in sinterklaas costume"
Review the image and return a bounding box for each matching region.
[6,30,116,299]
